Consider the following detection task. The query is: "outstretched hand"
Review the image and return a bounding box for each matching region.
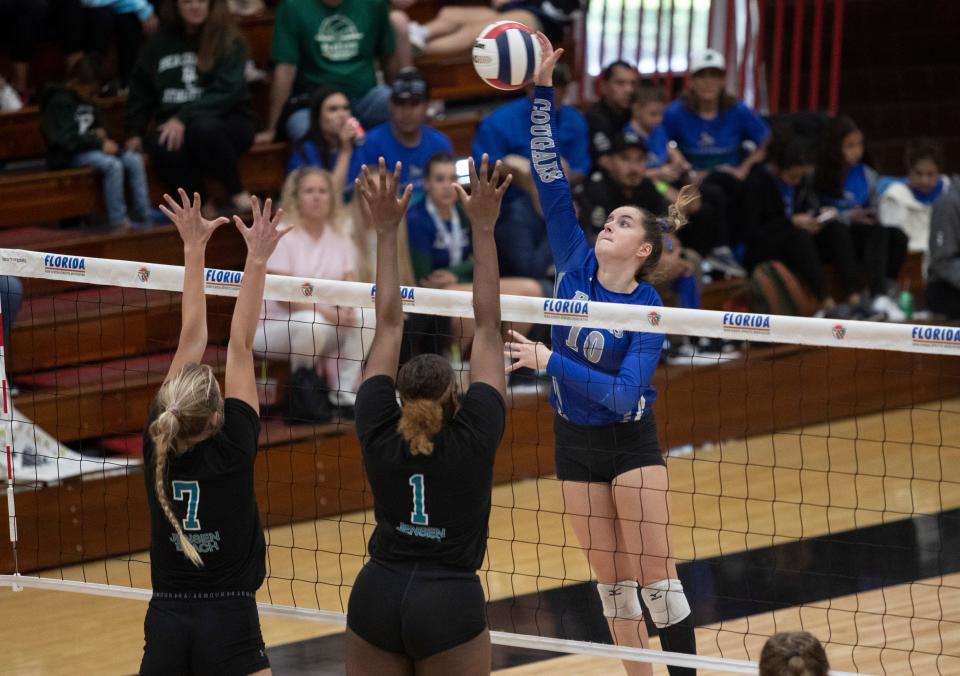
[504,329,553,373]
[232,196,291,264]
[355,157,413,234]
[453,154,512,233]
[533,32,565,88]
[160,188,229,249]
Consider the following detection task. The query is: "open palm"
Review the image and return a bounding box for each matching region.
[232,196,291,264]
[160,189,229,247]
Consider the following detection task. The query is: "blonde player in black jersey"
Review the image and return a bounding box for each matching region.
[140,189,289,676]
[345,156,510,675]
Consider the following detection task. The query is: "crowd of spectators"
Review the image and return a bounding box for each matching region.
[3,0,960,403]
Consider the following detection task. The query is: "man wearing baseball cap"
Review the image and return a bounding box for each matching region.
[349,68,453,198]
[577,131,666,245]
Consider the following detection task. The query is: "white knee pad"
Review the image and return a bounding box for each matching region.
[640,579,691,628]
[597,580,644,620]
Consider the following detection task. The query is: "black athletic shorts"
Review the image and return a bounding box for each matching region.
[139,591,269,676]
[347,557,487,660]
[554,410,665,483]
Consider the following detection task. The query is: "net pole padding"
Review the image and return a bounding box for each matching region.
[0,291,21,592]
[0,575,869,676]
[1,248,959,356]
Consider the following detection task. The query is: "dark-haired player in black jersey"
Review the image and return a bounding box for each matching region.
[139,189,290,676]
[345,155,511,676]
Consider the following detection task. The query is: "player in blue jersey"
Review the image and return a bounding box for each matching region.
[505,37,698,676]
[345,156,510,675]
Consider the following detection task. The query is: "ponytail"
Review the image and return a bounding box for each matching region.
[635,185,699,282]
[149,409,204,567]
[147,362,223,568]
[397,398,444,456]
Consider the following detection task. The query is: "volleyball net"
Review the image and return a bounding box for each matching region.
[1,247,958,675]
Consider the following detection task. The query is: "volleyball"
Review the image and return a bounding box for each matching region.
[472,21,542,91]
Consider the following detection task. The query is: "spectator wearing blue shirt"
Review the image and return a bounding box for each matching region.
[349,69,453,200]
[287,88,363,196]
[472,62,589,287]
[407,152,543,350]
[813,116,908,309]
[653,49,769,276]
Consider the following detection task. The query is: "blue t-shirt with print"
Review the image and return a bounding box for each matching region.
[659,99,769,170]
[349,123,453,196]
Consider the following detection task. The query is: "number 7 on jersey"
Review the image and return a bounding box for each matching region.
[408,474,429,525]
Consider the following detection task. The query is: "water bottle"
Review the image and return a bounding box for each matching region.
[898,290,914,320]
[348,116,365,145]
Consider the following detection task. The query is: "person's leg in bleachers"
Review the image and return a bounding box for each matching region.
[120,149,151,224]
[147,133,204,201]
[0,0,49,97]
[70,149,130,227]
[926,280,960,319]
[351,85,392,130]
[183,113,255,210]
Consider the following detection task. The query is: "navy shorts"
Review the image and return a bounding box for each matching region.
[139,592,269,676]
[554,411,665,483]
[347,558,487,660]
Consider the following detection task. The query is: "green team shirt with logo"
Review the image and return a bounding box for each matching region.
[272,0,395,101]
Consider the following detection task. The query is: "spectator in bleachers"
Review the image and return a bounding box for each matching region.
[348,69,453,200]
[813,116,908,315]
[407,151,541,346]
[879,139,952,254]
[586,60,639,163]
[577,131,666,246]
[254,167,374,421]
[0,275,22,393]
[407,0,579,56]
[41,55,151,229]
[927,179,960,318]
[125,0,254,216]
[258,0,396,144]
[626,83,691,187]
[472,61,588,287]
[652,48,769,276]
[78,0,159,90]
[759,631,830,676]
[0,0,49,101]
[287,87,363,196]
[742,127,865,316]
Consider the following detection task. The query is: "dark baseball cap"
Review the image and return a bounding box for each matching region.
[608,130,648,155]
[391,69,430,102]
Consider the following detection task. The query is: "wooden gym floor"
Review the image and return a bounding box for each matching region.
[2,398,959,675]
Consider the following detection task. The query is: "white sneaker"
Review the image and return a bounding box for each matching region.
[0,83,23,112]
[408,22,429,52]
[872,295,906,322]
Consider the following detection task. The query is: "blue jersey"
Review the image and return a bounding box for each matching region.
[531,86,663,427]
[659,99,769,170]
[287,140,340,174]
[626,121,668,168]
[349,123,453,196]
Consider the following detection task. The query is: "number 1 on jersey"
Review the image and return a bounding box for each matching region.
[408,474,429,525]
[172,480,201,531]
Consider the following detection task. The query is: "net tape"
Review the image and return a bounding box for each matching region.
[1,247,958,356]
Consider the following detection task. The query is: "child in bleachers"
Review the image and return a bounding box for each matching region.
[626,84,690,186]
[880,139,952,253]
[813,116,908,317]
[287,87,362,196]
[742,126,865,317]
[40,54,151,229]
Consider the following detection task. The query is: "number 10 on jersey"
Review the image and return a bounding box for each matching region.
[408,474,429,525]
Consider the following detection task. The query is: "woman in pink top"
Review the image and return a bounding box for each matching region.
[254,167,375,420]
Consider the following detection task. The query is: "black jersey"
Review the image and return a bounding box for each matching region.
[354,375,506,571]
[142,398,266,593]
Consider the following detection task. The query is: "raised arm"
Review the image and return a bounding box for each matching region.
[356,158,413,382]
[454,154,512,398]
[529,34,591,271]
[158,189,228,383]
[226,197,291,411]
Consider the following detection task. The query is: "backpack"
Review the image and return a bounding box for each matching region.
[725,260,820,317]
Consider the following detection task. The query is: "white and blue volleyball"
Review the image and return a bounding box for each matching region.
[472,21,542,91]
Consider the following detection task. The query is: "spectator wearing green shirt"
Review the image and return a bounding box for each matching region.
[125,0,254,214]
[256,0,396,145]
